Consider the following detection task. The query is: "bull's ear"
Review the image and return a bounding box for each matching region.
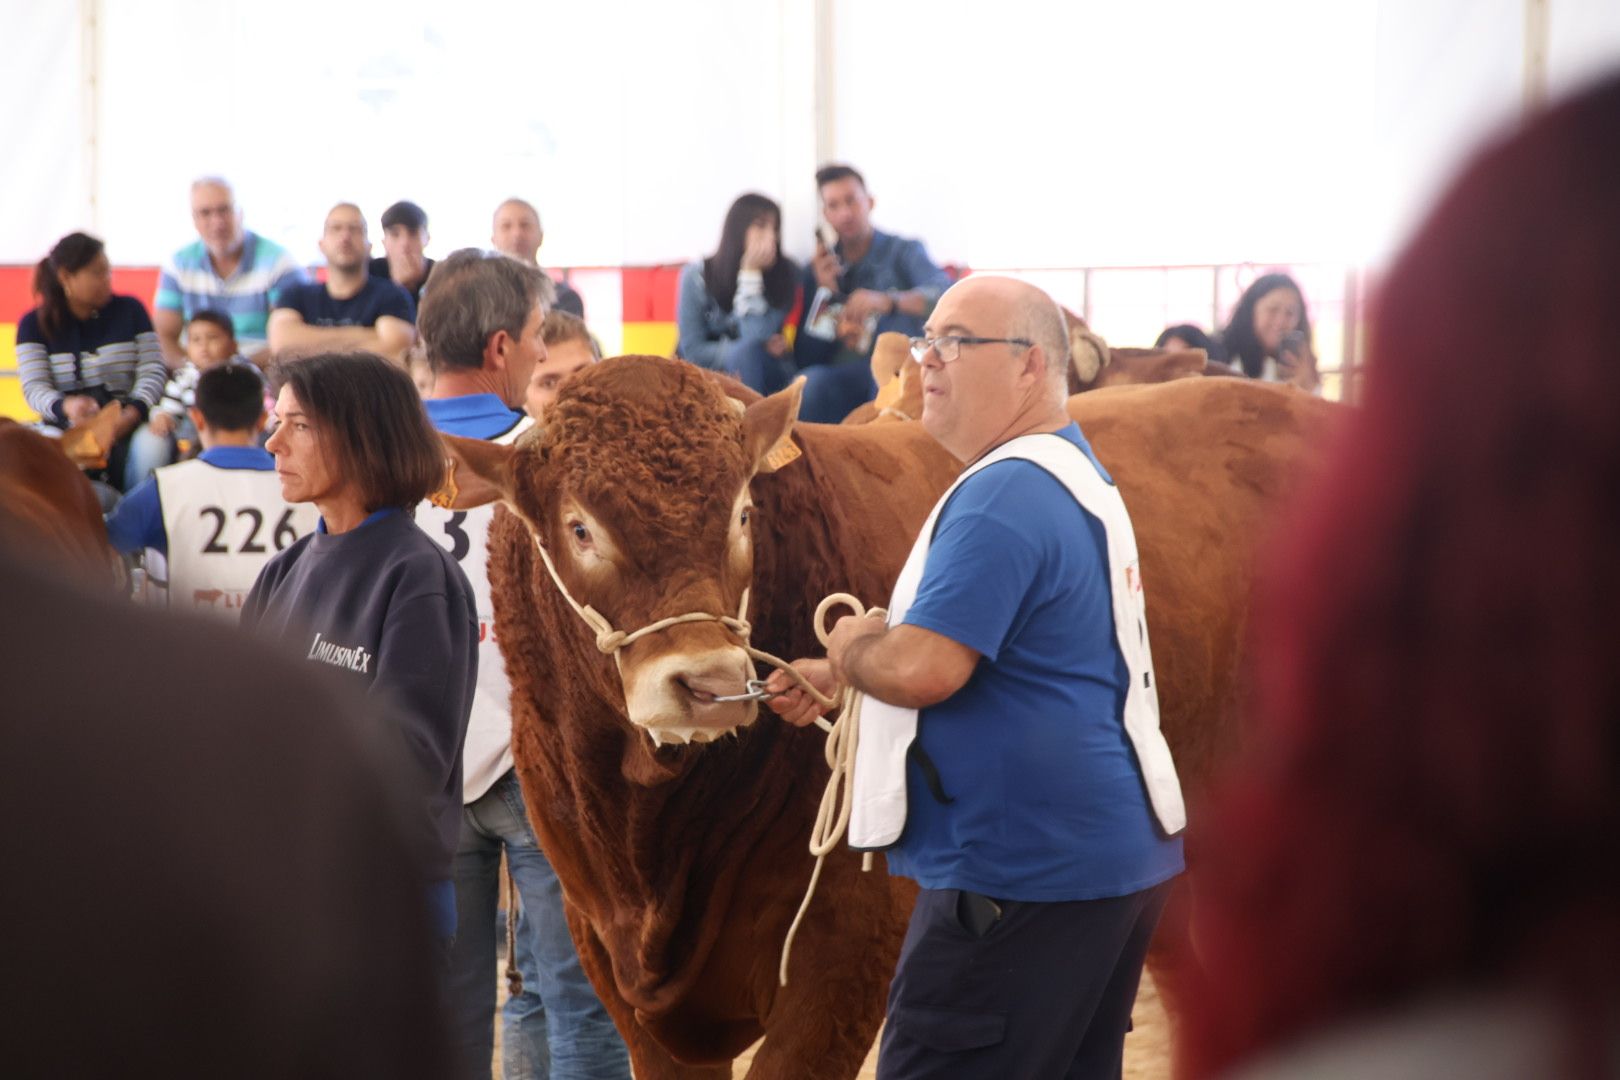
[869,331,910,389]
[432,433,517,510]
[743,376,804,474]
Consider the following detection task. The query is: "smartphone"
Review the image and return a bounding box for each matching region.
[1279,329,1307,360]
[956,890,1004,938]
[815,221,838,253]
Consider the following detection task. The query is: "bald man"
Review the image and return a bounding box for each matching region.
[490,198,585,318]
[268,203,416,361]
[767,276,1187,1079]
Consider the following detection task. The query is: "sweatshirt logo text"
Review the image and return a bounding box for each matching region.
[307,632,373,674]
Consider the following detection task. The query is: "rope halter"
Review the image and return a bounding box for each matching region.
[525,528,837,717]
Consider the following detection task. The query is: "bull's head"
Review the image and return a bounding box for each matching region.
[439,357,801,748]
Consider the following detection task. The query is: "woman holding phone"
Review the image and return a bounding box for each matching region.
[675,192,798,394]
[1219,272,1321,391]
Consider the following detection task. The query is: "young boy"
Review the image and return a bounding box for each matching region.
[153,310,254,452]
[105,364,318,619]
[523,309,601,420]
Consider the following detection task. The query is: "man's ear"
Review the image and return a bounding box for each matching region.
[482,329,510,373]
[1024,344,1051,386]
[188,407,206,432]
[432,433,518,510]
[743,377,804,474]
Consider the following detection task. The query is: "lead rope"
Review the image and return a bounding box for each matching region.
[775,592,884,987]
[522,531,879,987]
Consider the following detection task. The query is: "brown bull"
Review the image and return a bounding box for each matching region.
[848,327,1223,425]
[444,356,1337,1077]
[0,414,122,589]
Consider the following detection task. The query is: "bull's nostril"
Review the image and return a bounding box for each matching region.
[675,675,717,703]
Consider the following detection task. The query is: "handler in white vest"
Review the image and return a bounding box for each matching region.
[766,275,1186,1080]
[104,363,317,618]
[414,249,628,1080]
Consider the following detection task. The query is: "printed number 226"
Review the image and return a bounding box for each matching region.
[201,507,300,554]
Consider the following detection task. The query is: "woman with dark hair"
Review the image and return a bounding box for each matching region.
[1186,75,1620,1078]
[1153,322,1222,361]
[675,192,799,394]
[15,231,168,490]
[1218,272,1320,390]
[243,351,479,953]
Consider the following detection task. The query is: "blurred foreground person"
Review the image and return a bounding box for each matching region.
[0,543,449,1078]
[1186,74,1620,1078]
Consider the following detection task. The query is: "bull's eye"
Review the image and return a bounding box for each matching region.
[740,507,751,527]
[570,521,590,543]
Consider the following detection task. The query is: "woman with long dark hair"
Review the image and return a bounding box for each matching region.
[243,351,479,956]
[1186,74,1620,1078]
[676,192,799,394]
[1218,272,1320,390]
[15,231,167,490]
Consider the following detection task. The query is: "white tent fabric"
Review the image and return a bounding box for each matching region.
[2,0,1617,269]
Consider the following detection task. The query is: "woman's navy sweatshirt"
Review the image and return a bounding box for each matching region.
[242,508,478,902]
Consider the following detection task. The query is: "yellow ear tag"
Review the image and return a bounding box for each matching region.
[429,458,460,509]
[760,434,802,473]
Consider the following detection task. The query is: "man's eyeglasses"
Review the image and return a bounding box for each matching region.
[908,335,1035,364]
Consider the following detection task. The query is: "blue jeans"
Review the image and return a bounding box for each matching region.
[123,423,176,490]
[447,770,630,1080]
[797,359,877,423]
[722,339,795,397]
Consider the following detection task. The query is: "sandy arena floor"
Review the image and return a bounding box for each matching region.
[496,969,1171,1078]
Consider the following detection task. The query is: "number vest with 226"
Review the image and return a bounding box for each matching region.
[156,459,320,618]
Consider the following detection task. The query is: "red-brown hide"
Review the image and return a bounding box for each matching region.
[0,418,120,589]
[485,357,1337,1077]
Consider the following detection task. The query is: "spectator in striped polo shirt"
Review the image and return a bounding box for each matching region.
[152,177,309,365]
[16,231,167,493]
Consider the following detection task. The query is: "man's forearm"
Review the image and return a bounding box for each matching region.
[271,322,379,353]
[840,629,939,710]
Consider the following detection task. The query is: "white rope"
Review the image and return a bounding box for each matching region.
[523,529,878,989]
[775,592,883,987]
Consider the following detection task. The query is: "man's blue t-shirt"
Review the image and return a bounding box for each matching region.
[886,424,1185,902]
[422,393,525,440]
[275,277,415,327]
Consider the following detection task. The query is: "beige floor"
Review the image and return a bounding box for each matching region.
[734,972,1171,1079]
[496,970,1170,1079]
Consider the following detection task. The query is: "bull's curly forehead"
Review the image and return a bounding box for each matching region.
[521,357,752,545]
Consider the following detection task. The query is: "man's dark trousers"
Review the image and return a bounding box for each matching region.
[877,880,1173,1079]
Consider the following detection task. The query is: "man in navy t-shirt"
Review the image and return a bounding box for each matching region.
[268,202,416,362]
[768,275,1186,1079]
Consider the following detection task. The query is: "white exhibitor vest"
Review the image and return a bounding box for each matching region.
[848,432,1187,850]
[416,415,531,803]
[155,458,319,620]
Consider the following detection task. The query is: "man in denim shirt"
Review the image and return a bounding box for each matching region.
[794,164,951,421]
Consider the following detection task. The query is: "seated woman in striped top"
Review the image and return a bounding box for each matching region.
[15,231,167,495]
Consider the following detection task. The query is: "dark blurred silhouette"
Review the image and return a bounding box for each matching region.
[0,536,450,1078]
[1186,74,1620,1077]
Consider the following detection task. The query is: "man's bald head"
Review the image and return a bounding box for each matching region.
[919,276,1075,460]
[952,276,1071,401]
[492,199,543,264]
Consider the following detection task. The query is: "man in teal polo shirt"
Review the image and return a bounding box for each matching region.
[152,177,308,364]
